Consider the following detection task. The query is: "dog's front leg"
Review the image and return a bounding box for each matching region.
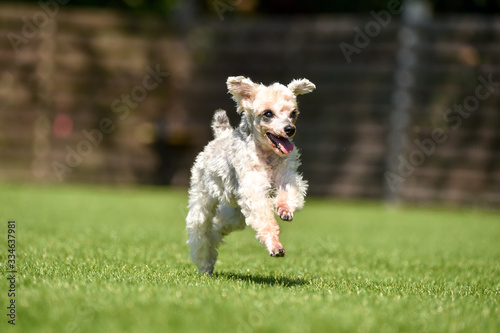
[275,174,308,222]
[237,175,286,257]
[276,187,295,221]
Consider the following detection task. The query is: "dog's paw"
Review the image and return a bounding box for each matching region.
[199,268,214,277]
[277,205,294,222]
[269,247,286,257]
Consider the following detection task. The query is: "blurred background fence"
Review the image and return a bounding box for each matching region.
[0,3,499,207]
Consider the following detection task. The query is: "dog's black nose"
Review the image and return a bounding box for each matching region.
[284,125,296,137]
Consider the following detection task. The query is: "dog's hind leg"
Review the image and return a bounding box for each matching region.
[186,186,219,276]
[213,204,245,237]
[190,205,245,275]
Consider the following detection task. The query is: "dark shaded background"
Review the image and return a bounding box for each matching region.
[13,0,500,14]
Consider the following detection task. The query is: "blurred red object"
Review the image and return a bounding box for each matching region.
[53,113,73,139]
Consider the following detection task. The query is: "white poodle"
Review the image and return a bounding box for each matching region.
[186,76,315,275]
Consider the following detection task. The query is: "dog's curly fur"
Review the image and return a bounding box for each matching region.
[186,76,316,275]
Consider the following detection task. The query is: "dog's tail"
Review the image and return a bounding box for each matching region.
[211,109,232,138]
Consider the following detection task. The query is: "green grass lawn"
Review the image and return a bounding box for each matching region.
[0,183,499,333]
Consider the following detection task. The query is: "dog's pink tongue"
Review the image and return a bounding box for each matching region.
[276,136,294,154]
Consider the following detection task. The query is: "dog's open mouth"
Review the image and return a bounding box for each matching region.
[266,133,294,155]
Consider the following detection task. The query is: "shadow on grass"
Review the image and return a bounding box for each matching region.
[215,272,307,287]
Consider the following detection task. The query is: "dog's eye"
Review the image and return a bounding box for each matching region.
[290,110,298,119]
[263,110,274,118]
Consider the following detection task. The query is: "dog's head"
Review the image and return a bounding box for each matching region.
[227,76,315,156]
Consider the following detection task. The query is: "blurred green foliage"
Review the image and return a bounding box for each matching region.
[13,0,500,15]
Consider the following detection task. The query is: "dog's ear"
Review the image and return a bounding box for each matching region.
[227,76,257,114]
[288,78,316,95]
[227,76,256,104]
